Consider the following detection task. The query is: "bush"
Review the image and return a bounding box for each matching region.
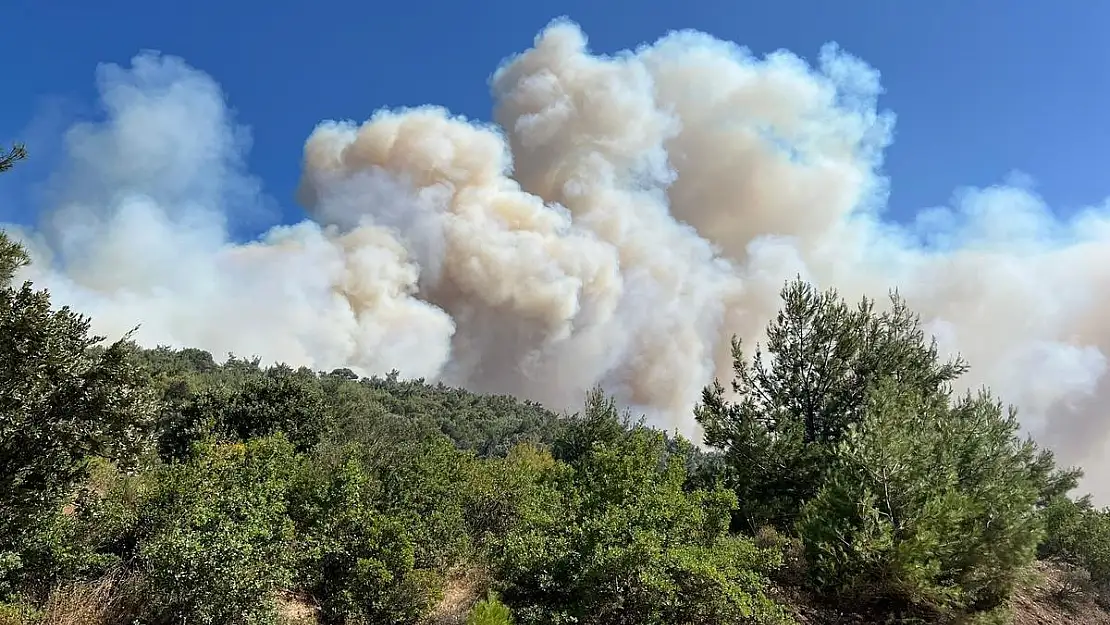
[465,443,561,554]
[288,449,441,625]
[494,401,790,625]
[1039,496,1110,604]
[373,436,476,570]
[0,509,121,603]
[0,249,157,597]
[0,601,37,625]
[467,592,514,625]
[128,437,297,624]
[796,379,1045,617]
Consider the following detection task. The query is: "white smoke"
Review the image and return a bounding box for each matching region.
[6,19,1110,499]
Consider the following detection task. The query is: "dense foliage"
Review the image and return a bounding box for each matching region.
[3,151,1110,624]
[696,281,1086,622]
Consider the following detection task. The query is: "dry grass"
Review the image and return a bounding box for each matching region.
[9,581,323,625]
[768,560,1110,625]
[423,566,492,625]
[1008,561,1110,625]
[266,565,493,625]
[275,591,320,625]
[14,571,144,625]
[9,560,1106,625]
[0,603,38,625]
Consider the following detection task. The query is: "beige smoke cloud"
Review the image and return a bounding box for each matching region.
[8,19,1110,500]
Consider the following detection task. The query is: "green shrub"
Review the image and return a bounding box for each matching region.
[1039,495,1110,603]
[157,365,329,461]
[129,437,297,624]
[494,404,790,625]
[0,511,121,603]
[310,510,438,625]
[465,443,561,554]
[467,592,514,625]
[373,436,476,570]
[0,600,38,625]
[796,379,1045,617]
[288,450,441,625]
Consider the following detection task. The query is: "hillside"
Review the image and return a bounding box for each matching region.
[3,342,1109,625]
[271,560,1110,625]
[6,342,1110,625]
[5,238,1110,623]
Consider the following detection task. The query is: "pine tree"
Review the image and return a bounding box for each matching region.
[0,144,26,174]
[696,278,967,530]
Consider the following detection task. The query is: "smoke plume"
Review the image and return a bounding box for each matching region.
[7,20,1110,499]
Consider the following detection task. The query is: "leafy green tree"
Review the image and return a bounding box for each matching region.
[288,446,441,625]
[796,378,1046,617]
[358,372,563,456]
[0,230,157,597]
[130,437,297,624]
[696,279,968,531]
[158,363,330,460]
[495,394,789,625]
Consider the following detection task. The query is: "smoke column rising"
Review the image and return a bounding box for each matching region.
[8,20,1110,499]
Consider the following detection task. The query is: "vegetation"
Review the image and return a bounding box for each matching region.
[3,146,1110,624]
[0,144,26,175]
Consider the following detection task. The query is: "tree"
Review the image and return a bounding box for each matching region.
[0,146,159,596]
[0,232,29,288]
[0,270,158,509]
[0,143,26,174]
[157,363,331,460]
[697,278,1068,619]
[0,274,158,593]
[695,278,969,530]
[796,379,1046,617]
[495,393,789,625]
[125,437,297,624]
[0,143,29,284]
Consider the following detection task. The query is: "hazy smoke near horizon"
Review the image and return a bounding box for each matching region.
[8,20,1110,499]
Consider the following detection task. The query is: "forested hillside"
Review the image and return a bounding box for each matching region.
[3,146,1110,624]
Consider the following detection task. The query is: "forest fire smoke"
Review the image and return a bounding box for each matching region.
[8,20,1110,499]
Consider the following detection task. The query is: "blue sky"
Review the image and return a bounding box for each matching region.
[3,1,1109,229]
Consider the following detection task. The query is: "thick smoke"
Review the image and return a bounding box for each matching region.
[7,20,1110,499]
